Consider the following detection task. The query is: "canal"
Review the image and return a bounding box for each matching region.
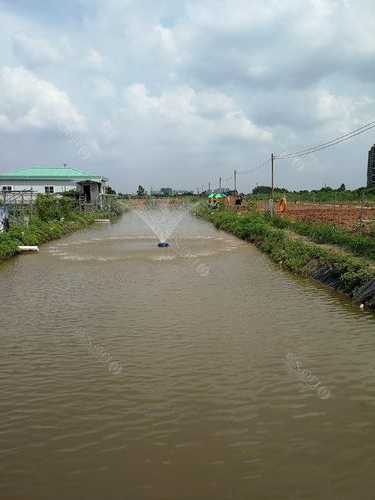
[1,210,375,499]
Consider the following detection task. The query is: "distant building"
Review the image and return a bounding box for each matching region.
[368,145,375,187]
[150,188,194,196]
[175,190,194,196]
[0,166,108,204]
[213,187,231,194]
[150,187,174,196]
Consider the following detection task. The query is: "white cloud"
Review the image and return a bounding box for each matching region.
[0,66,85,133]
[92,78,116,99]
[186,0,280,32]
[212,111,272,142]
[154,25,177,54]
[122,83,271,142]
[124,84,160,114]
[86,48,104,69]
[247,65,269,80]
[13,32,63,67]
[315,90,374,130]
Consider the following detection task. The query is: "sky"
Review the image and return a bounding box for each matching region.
[0,0,374,193]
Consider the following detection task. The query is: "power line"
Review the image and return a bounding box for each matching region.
[217,157,269,185]
[276,119,375,160]
[237,157,270,176]
[207,119,374,194]
[222,175,232,183]
[276,120,375,159]
[216,157,269,192]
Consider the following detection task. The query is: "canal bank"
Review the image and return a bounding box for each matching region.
[0,195,125,261]
[196,206,375,311]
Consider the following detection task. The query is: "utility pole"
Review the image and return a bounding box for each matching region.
[208,182,211,193]
[360,190,365,234]
[271,153,275,200]
[234,169,237,194]
[219,177,222,193]
[270,153,275,216]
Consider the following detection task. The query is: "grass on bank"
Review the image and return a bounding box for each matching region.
[196,206,375,297]
[266,216,375,261]
[0,195,125,260]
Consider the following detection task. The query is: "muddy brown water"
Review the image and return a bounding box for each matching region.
[1,211,375,500]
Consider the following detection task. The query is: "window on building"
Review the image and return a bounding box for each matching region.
[2,186,12,191]
[45,186,54,194]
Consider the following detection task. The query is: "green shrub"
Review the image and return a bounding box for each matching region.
[1,207,106,260]
[0,233,19,258]
[197,207,375,302]
[35,194,76,221]
[268,217,375,260]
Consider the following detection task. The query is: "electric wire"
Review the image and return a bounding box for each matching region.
[237,157,270,175]
[276,119,375,160]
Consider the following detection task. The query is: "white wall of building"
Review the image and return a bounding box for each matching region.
[0,180,78,194]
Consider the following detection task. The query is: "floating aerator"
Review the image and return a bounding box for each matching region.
[158,242,170,248]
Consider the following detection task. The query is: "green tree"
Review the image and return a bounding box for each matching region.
[252,186,272,195]
[137,185,146,197]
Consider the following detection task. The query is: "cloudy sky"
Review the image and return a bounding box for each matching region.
[0,0,374,192]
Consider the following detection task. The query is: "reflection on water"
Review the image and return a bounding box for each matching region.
[0,211,375,500]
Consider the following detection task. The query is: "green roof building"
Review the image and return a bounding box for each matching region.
[0,166,108,204]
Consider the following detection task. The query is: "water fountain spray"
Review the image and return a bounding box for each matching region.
[134,199,192,248]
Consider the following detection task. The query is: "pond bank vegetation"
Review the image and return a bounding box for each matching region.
[196,206,375,311]
[0,195,125,260]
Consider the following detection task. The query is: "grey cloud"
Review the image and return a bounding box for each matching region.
[0,0,91,25]
[13,32,64,67]
[0,0,374,192]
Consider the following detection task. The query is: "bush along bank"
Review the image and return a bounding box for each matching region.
[266,215,375,260]
[0,195,125,260]
[196,206,375,311]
